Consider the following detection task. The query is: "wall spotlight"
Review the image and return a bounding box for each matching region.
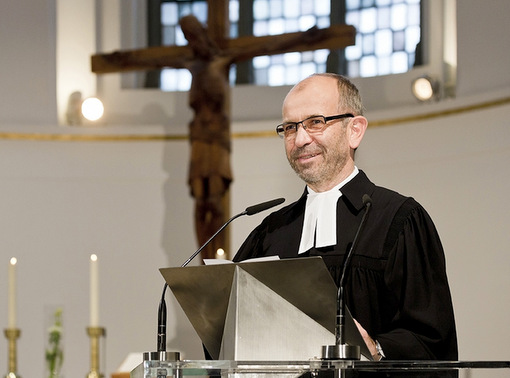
[81,97,104,122]
[65,91,104,125]
[411,76,440,102]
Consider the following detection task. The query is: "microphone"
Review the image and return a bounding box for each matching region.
[323,194,372,360]
[156,197,285,354]
[181,197,285,267]
[245,197,286,216]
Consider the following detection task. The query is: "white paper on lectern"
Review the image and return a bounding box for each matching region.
[203,255,280,265]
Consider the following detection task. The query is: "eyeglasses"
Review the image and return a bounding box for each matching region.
[276,113,354,138]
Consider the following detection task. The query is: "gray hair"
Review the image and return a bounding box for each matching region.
[309,73,365,116]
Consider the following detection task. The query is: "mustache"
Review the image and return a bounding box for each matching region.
[289,146,323,159]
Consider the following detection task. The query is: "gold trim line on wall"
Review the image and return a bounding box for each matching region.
[1,96,509,142]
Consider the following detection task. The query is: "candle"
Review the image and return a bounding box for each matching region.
[8,257,17,329]
[215,248,227,260]
[90,254,99,326]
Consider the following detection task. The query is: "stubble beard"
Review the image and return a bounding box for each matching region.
[287,146,348,188]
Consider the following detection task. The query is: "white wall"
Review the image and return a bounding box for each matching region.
[0,0,57,125]
[456,0,510,96]
[0,0,509,377]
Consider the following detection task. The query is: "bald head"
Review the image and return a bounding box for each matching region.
[284,73,364,117]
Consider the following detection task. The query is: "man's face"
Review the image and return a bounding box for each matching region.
[282,77,353,192]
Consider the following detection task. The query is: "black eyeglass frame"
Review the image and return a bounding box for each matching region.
[276,113,355,138]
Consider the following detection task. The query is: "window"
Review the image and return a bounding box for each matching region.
[249,0,332,86]
[150,0,423,91]
[344,0,422,77]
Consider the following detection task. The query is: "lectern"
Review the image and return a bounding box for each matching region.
[131,257,510,378]
[160,257,370,361]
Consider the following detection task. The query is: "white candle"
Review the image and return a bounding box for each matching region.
[90,254,99,326]
[8,257,17,329]
[215,248,227,260]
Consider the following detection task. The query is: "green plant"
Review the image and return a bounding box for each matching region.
[45,308,63,378]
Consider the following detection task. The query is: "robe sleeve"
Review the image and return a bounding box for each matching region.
[376,205,458,360]
[232,226,264,262]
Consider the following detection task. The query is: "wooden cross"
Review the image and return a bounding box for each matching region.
[91,0,355,262]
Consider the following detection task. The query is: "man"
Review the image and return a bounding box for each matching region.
[233,73,458,361]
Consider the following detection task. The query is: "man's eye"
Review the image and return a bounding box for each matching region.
[310,118,324,125]
[284,124,296,131]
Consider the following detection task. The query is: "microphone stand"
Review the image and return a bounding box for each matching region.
[154,211,247,358]
[322,194,372,360]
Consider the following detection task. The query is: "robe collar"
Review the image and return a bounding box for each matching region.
[298,167,360,254]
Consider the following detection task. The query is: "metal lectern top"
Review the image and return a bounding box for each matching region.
[160,256,369,360]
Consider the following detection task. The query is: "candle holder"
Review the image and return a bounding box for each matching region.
[4,328,21,378]
[86,326,105,378]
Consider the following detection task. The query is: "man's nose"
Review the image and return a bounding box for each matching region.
[293,122,313,147]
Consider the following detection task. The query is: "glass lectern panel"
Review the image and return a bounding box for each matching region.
[131,359,510,378]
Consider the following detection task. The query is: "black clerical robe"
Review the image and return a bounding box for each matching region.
[233,170,458,361]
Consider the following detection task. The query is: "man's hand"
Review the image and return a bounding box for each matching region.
[354,319,383,360]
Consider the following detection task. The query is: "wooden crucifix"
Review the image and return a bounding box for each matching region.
[91,0,355,262]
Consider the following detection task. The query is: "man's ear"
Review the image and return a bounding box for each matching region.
[349,116,368,149]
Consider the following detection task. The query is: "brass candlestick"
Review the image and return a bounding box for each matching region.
[4,328,21,378]
[86,326,105,378]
